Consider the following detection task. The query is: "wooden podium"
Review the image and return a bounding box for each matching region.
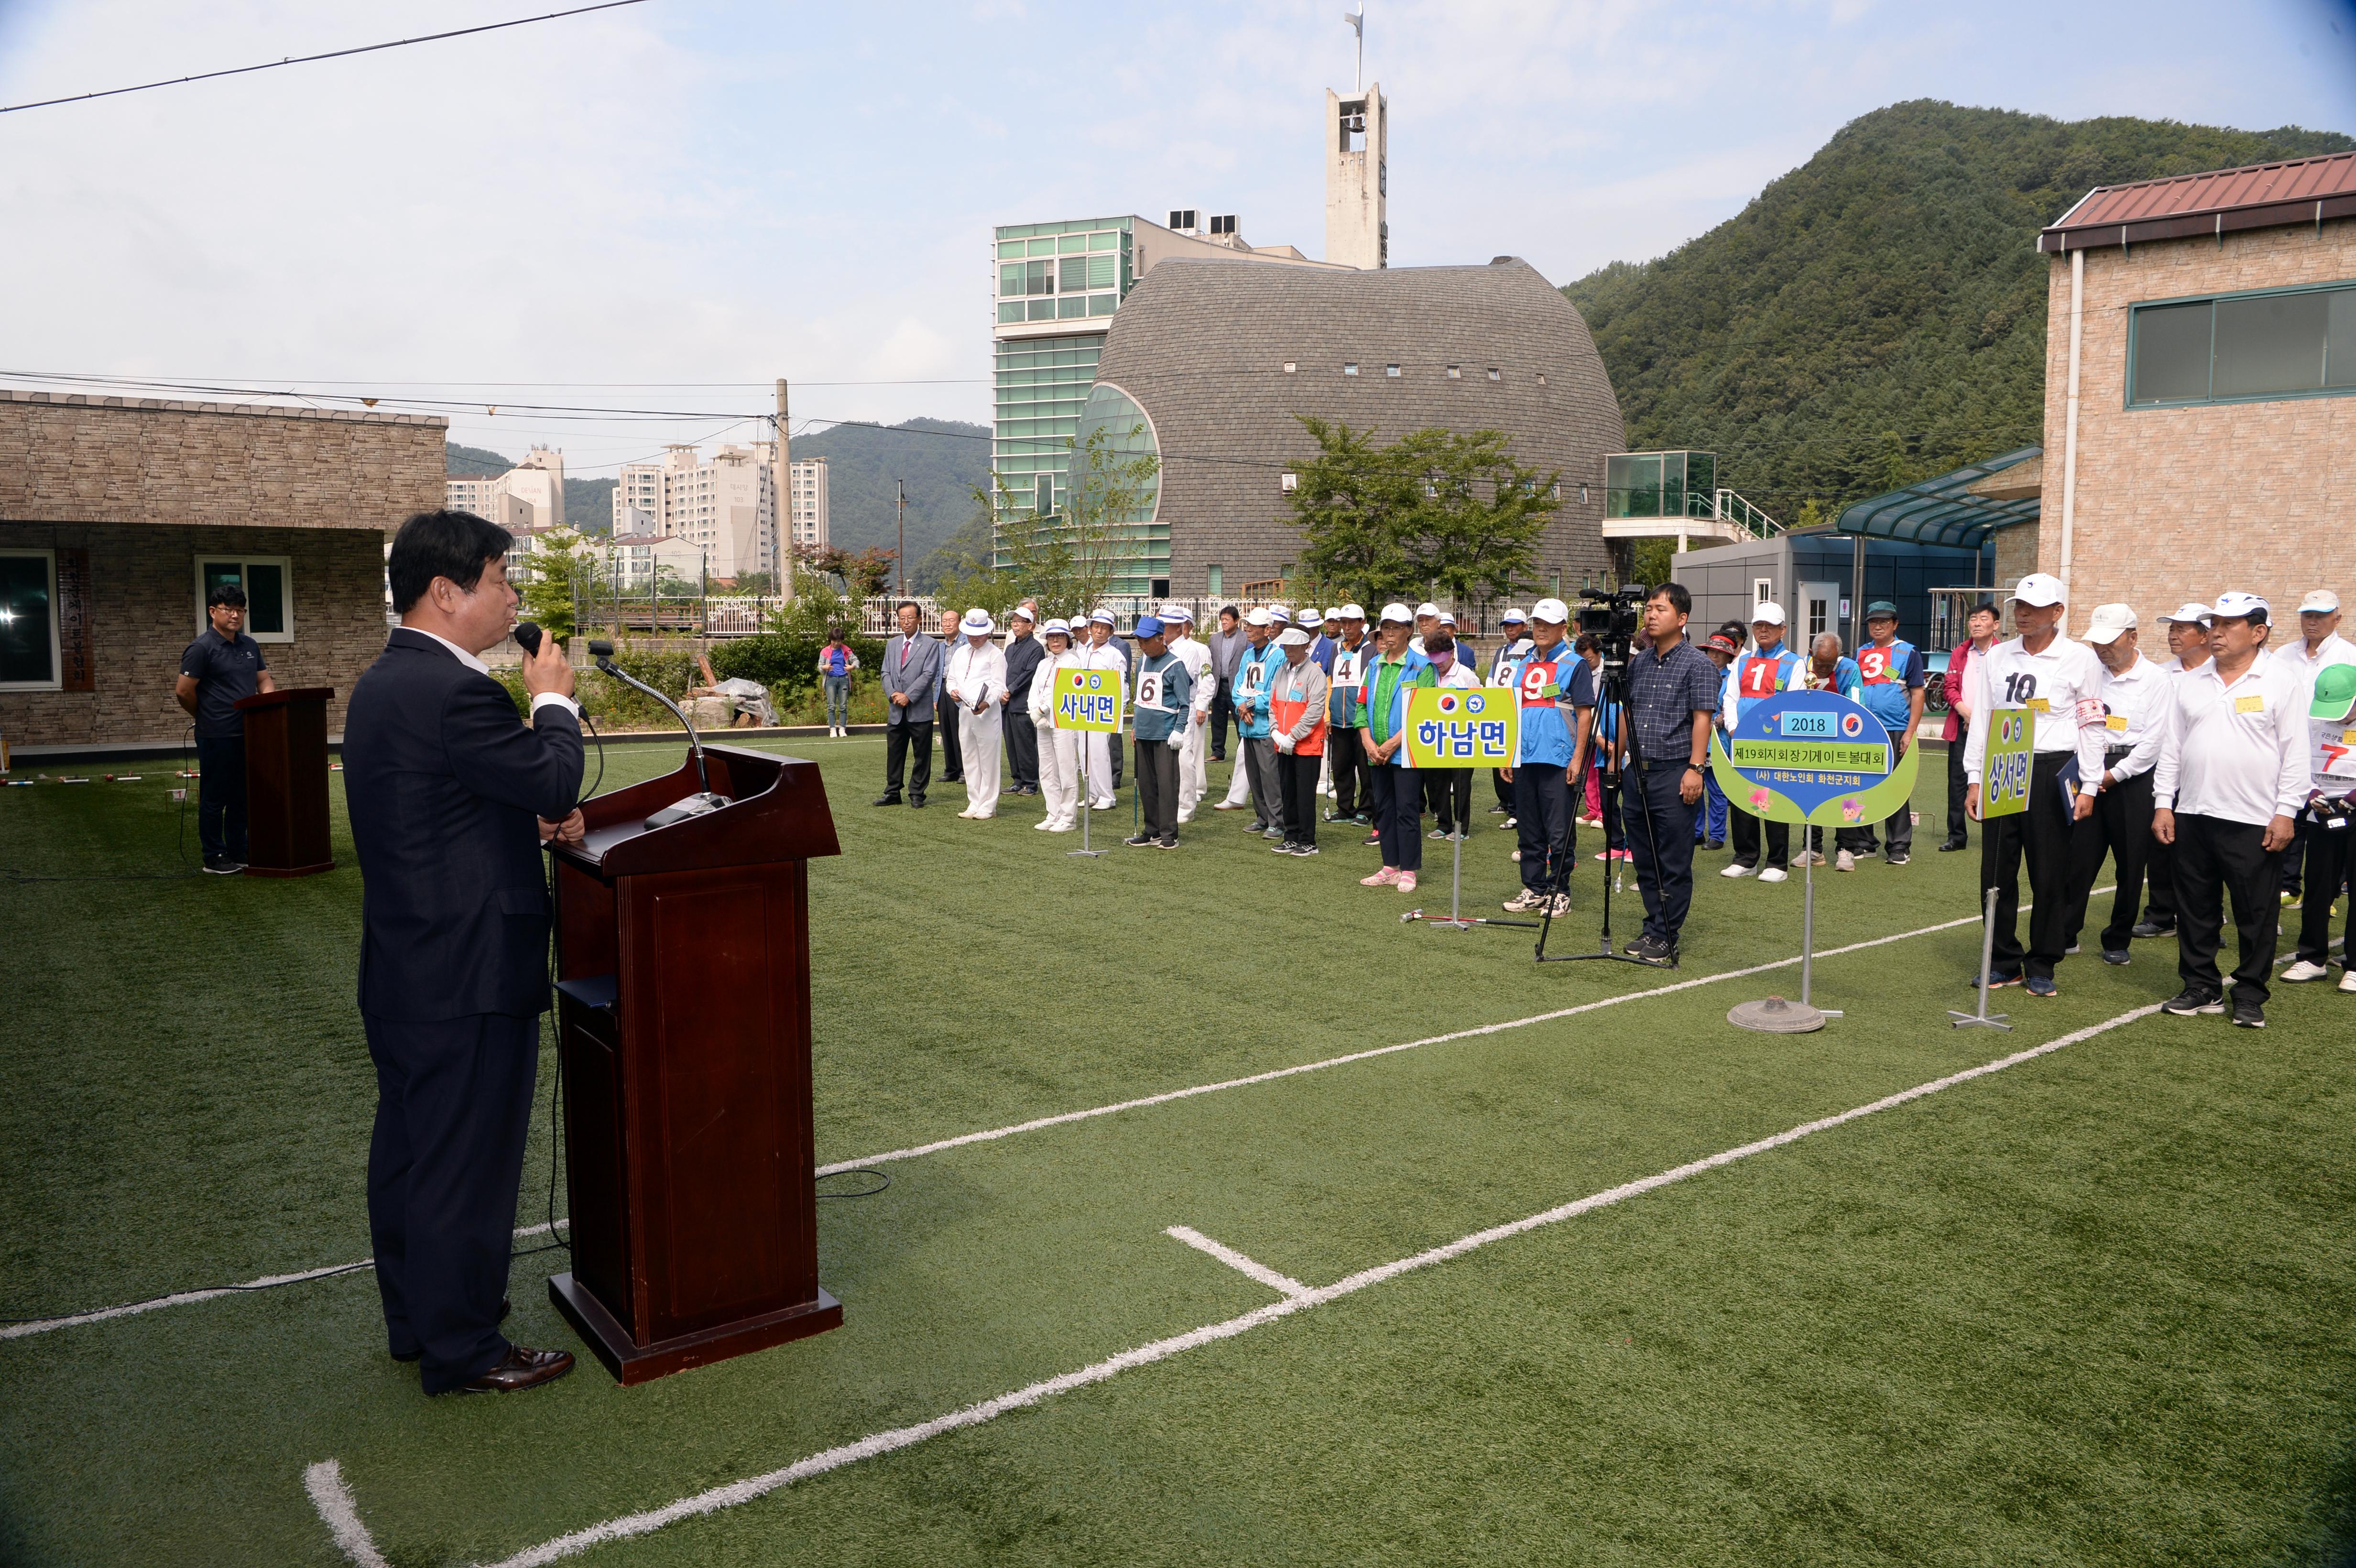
[544,744,843,1384]
[233,686,335,877]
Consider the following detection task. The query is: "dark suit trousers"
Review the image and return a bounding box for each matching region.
[2064,767,2153,954]
[938,701,963,781]
[1729,804,1789,870]
[1623,763,1700,946]
[1514,762,1573,893]
[1981,751,2075,980]
[1209,677,1233,760]
[1005,712,1040,790]
[2295,814,2356,964]
[884,716,932,799]
[2174,814,2281,1005]
[365,1011,539,1393]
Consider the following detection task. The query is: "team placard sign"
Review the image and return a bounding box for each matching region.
[1404,686,1517,769]
[1053,667,1124,732]
[1979,706,2031,818]
[1708,689,1917,827]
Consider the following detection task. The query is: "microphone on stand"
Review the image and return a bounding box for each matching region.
[586,639,727,829]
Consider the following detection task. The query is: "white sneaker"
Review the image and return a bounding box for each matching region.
[1047,820,1074,832]
[1794,849,1823,866]
[1757,866,1789,883]
[1834,850,1856,872]
[2341,968,2356,993]
[1721,862,1753,879]
[1176,811,1195,824]
[2281,959,2332,983]
[1033,818,1053,830]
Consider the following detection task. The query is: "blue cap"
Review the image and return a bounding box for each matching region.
[1132,615,1166,640]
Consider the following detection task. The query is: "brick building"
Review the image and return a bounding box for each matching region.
[0,392,444,756]
[2018,152,2356,625]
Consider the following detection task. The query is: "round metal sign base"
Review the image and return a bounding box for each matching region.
[1727,994,1827,1034]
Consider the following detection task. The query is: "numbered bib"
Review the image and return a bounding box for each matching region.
[1519,659,1560,710]
[1240,659,1268,695]
[1331,649,1363,690]
[1136,670,1167,711]
[1859,647,1896,685]
[1737,655,1782,698]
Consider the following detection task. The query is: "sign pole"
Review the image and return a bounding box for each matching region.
[1798,834,1841,1017]
[1947,885,2011,1029]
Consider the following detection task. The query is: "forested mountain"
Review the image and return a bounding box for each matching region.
[1562,101,2354,523]
[788,417,991,573]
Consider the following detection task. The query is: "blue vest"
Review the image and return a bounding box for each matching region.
[1856,638,1917,730]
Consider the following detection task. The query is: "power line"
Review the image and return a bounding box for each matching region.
[0,0,652,116]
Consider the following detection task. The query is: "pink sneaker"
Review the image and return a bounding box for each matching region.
[1360,867,1399,886]
[1396,872,1418,893]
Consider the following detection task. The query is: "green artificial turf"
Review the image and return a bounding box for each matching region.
[3,738,2354,1567]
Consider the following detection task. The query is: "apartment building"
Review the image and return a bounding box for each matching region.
[787,457,829,549]
[446,446,566,533]
[611,442,778,582]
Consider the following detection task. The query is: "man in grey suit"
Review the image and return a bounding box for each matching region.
[876,600,943,808]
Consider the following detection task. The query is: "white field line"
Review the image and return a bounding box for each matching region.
[0,1220,564,1342]
[1164,1225,1310,1299]
[815,893,2114,1177]
[462,1001,2164,1568]
[304,1459,390,1568]
[6,894,2101,1342]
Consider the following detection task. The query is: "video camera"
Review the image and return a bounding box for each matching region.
[1575,584,1647,669]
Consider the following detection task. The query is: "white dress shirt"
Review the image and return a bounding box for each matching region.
[1169,633,1214,720]
[1961,632,2107,784]
[2271,631,2356,686]
[2090,653,2171,789]
[402,622,579,719]
[2152,655,2310,826]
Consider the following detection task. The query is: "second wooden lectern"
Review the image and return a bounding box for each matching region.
[233,686,335,877]
[545,744,842,1383]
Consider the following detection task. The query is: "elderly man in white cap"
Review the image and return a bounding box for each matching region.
[1001,604,1045,797]
[2154,591,2309,1028]
[1961,573,2110,998]
[2132,603,2214,937]
[1214,608,1280,826]
[1161,603,1214,821]
[1721,601,1801,882]
[1078,609,1127,809]
[2061,603,2170,966]
[944,609,1008,818]
[1410,601,1441,654]
[2267,589,2352,908]
[1027,618,1084,831]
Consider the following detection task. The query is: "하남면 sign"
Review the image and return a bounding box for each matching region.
[1404,686,1519,769]
[1709,689,1919,827]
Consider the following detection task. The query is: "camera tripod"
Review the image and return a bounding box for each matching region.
[1535,651,1674,968]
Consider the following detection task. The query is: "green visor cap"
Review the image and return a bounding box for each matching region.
[2312,662,2356,723]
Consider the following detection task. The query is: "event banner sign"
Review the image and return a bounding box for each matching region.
[1053,667,1124,733]
[1404,686,1518,769]
[1978,706,2032,818]
[1709,689,1919,827]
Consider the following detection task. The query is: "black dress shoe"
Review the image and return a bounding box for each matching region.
[1937,839,1967,852]
[392,1298,510,1362]
[871,794,902,807]
[447,1344,574,1394]
[908,795,927,808]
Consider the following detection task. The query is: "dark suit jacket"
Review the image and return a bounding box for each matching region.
[882,632,943,726]
[343,629,585,1021]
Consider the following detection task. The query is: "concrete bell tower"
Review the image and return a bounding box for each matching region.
[1325,84,1387,270]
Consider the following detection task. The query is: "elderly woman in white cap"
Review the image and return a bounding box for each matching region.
[1029,618,1083,830]
[944,608,1007,819]
[1161,603,1214,821]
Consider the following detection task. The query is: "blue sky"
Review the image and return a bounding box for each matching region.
[1,0,2351,474]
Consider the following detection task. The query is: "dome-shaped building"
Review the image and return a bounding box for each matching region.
[1079,256,1625,603]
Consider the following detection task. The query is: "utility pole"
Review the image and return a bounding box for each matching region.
[774,377,792,606]
[896,479,906,598]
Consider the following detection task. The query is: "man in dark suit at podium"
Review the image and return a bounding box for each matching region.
[343,510,586,1395]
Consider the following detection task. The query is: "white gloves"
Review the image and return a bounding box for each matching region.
[1167,734,1185,752]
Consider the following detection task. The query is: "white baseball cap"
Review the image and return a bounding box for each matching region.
[2212,590,2270,622]
[1532,597,1571,623]
[1415,601,1440,619]
[1268,604,1293,623]
[960,608,995,635]
[1276,628,1311,647]
[2009,573,2066,608]
[1437,611,1457,627]
[1500,607,1528,625]
[1010,604,1036,623]
[1245,607,1273,627]
[2299,589,2341,614]
[1750,601,1787,627]
[2082,603,2137,644]
[1339,603,1367,620]
[1377,602,1414,625]
[1042,618,1071,637]
[2158,602,2214,625]
[1089,607,1116,626]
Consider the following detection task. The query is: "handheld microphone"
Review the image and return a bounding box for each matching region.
[585,640,723,827]
[515,621,544,658]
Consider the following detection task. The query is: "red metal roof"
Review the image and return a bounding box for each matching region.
[2039,150,2356,253]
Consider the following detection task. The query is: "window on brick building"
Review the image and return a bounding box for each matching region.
[0,550,60,689]
[2130,280,2356,407]
[195,556,293,642]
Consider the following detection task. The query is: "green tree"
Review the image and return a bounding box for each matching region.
[964,419,1161,621]
[517,529,605,643]
[1288,418,1558,618]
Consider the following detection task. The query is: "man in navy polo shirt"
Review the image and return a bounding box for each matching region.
[175,582,276,873]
